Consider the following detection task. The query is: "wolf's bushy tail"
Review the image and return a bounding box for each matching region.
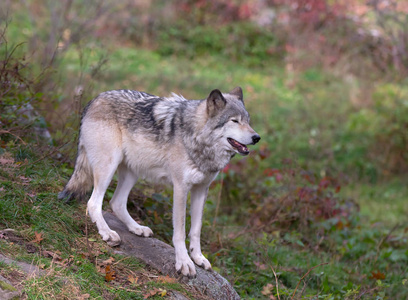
[58,144,93,202]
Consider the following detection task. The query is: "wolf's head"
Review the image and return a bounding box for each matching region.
[206,87,260,156]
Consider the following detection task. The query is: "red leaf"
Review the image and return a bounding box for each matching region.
[335,185,341,193]
[370,271,386,280]
[105,265,116,282]
[31,231,44,244]
[319,177,331,189]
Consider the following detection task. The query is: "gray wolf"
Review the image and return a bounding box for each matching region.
[59,87,260,277]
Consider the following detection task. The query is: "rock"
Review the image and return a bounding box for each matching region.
[0,253,45,299]
[0,275,20,300]
[168,290,190,300]
[103,212,240,300]
[13,103,52,144]
[0,253,44,277]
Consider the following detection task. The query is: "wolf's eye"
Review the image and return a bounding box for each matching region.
[231,119,239,123]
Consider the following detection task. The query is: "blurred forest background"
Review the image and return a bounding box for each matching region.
[0,0,407,299]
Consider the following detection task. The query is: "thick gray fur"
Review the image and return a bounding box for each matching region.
[59,87,260,277]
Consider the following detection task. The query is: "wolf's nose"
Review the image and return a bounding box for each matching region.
[252,134,261,144]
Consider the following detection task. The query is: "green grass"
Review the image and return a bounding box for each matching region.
[200,165,408,299]
[0,147,187,299]
[4,146,407,299]
[342,179,408,226]
[201,221,408,299]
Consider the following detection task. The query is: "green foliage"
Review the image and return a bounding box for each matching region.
[204,150,408,298]
[0,35,46,145]
[156,21,284,67]
[337,82,408,178]
[371,83,408,173]
[206,225,406,299]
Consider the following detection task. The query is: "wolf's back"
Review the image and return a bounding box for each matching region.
[59,89,182,201]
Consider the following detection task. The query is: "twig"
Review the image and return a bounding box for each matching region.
[290,262,328,299]
[374,223,400,263]
[23,140,71,166]
[258,239,281,299]
[113,256,131,266]
[0,130,27,145]
[269,264,281,300]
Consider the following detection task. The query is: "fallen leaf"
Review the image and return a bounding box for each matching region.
[261,283,274,296]
[158,288,167,297]
[79,294,90,300]
[31,231,44,244]
[19,176,32,185]
[143,288,167,299]
[102,257,115,265]
[96,248,104,255]
[370,271,386,280]
[254,261,268,271]
[143,289,157,299]
[0,187,4,192]
[157,275,177,284]
[105,265,116,282]
[0,157,15,165]
[128,275,139,285]
[96,265,104,273]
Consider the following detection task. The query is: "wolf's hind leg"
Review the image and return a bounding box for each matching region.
[110,164,153,237]
[87,159,122,246]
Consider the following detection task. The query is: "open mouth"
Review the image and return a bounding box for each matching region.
[227,138,249,155]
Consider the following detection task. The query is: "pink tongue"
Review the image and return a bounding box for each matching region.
[232,139,248,153]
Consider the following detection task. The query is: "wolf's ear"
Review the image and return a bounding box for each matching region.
[207,89,226,117]
[229,86,244,103]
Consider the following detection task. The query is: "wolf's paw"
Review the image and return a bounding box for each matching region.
[100,229,121,247]
[129,225,153,237]
[191,252,212,271]
[175,255,196,278]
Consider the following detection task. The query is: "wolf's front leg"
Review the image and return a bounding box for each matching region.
[189,184,211,270]
[172,183,196,277]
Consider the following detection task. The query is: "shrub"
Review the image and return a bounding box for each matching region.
[0,26,48,146]
[218,149,357,243]
[155,21,285,67]
[371,83,408,174]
